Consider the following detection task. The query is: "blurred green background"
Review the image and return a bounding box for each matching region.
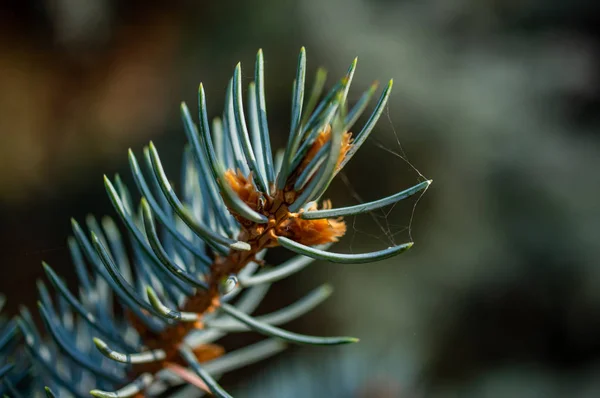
[1,1,599,397]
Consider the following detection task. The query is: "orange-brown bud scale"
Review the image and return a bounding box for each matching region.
[299,126,353,174]
[278,202,346,246]
[193,344,226,362]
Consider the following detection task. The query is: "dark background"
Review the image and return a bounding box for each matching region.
[1,1,599,397]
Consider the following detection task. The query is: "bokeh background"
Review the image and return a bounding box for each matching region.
[1,1,599,397]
